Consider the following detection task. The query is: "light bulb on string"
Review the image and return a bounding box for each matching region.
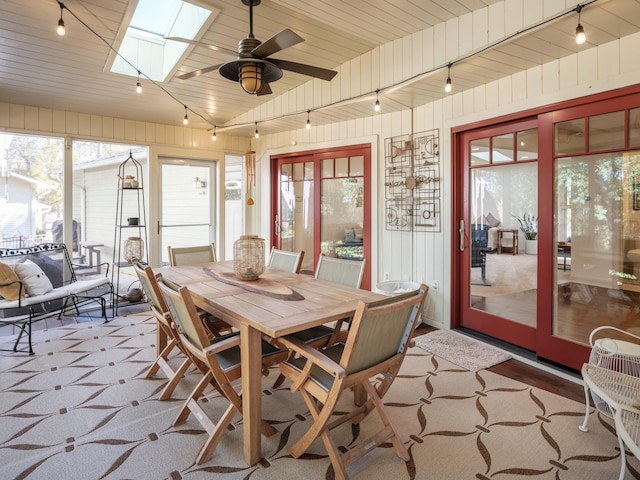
[183,106,188,125]
[374,89,380,112]
[445,64,452,93]
[254,122,259,139]
[306,110,311,130]
[57,3,65,36]
[136,72,142,94]
[212,126,217,141]
[575,5,586,45]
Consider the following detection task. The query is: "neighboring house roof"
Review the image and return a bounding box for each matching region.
[6,172,55,191]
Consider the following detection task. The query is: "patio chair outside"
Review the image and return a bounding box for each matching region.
[133,262,196,400]
[168,243,217,266]
[267,247,304,273]
[278,285,428,480]
[157,276,288,465]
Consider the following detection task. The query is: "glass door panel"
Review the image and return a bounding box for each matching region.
[276,159,314,273]
[320,156,365,264]
[159,162,214,265]
[553,151,640,344]
[469,162,538,327]
[273,146,371,286]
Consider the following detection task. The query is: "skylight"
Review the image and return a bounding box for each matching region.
[111,0,218,82]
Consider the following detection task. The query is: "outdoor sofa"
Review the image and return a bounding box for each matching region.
[0,243,113,354]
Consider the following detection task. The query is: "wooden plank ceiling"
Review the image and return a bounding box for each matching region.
[0,0,639,137]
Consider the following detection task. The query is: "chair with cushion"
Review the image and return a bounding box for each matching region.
[278,285,428,480]
[133,262,196,400]
[267,247,304,273]
[167,243,230,336]
[168,243,217,266]
[157,276,288,464]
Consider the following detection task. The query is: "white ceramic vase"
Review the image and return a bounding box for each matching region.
[525,239,538,255]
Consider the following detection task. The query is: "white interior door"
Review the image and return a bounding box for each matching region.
[159,160,215,265]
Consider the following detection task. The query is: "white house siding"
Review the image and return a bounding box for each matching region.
[0,0,639,330]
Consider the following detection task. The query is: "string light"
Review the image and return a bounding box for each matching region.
[444,64,452,93]
[306,110,311,130]
[136,71,142,94]
[575,5,586,45]
[254,122,259,139]
[183,105,188,125]
[212,126,217,141]
[53,1,597,138]
[56,2,65,36]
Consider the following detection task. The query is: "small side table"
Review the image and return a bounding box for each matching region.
[79,241,104,273]
[497,229,519,255]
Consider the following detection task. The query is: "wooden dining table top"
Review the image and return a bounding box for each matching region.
[160,260,383,339]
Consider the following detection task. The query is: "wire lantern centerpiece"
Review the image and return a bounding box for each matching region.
[233,235,265,280]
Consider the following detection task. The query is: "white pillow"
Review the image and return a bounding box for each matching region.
[14,259,54,296]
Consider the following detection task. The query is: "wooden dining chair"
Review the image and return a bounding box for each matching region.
[277,285,428,480]
[166,242,231,336]
[315,254,368,344]
[133,262,196,401]
[268,253,361,387]
[168,243,217,266]
[314,254,366,288]
[267,247,304,273]
[157,275,288,465]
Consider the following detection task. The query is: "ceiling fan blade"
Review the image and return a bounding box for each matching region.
[257,83,272,96]
[251,29,304,58]
[269,58,337,82]
[164,37,237,57]
[176,64,223,81]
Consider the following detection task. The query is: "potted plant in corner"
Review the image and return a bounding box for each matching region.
[513,213,538,254]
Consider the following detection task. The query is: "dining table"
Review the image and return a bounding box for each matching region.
[159,260,383,466]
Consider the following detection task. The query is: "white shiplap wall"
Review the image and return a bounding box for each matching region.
[249,17,640,328]
[1,0,640,330]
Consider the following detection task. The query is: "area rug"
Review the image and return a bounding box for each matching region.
[0,316,637,480]
[414,329,512,371]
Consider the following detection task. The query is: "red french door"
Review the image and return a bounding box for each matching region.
[453,85,640,371]
[270,144,372,289]
[454,118,539,352]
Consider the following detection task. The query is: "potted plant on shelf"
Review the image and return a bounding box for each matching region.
[513,213,538,254]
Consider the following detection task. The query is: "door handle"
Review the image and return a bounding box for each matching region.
[459,220,465,251]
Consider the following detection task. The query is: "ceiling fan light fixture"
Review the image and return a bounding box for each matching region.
[220,58,282,95]
[241,62,263,94]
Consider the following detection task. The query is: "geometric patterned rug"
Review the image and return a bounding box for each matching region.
[0,315,637,480]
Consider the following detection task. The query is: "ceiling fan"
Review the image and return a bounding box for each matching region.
[167,0,338,95]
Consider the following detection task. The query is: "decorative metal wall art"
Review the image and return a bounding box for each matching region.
[384,129,440,231]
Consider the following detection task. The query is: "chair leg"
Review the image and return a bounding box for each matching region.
[195,403,238,465]
[158,356,192,401]
[174,371,213,426]
[146,337,178,378]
